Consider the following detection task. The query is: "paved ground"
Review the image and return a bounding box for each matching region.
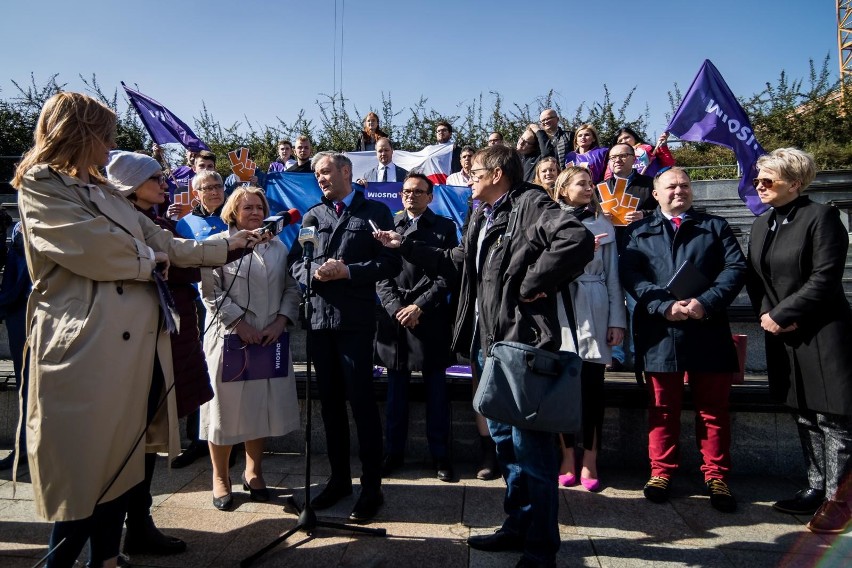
[1,451,851,567]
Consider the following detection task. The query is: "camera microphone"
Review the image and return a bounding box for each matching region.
[262,208,301,236]
[298,217,319,261]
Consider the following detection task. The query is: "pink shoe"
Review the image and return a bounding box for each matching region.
[580,477,601,492]
[558,473,578,487]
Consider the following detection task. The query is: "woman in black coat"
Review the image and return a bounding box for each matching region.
[747,147,852,534]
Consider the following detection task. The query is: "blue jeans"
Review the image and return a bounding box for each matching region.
[475,348,560,563]
[385,367,450,459]
[487,419,560,563]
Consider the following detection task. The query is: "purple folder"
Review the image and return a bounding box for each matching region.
[222,333,289,382]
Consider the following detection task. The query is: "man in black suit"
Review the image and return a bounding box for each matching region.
[290,152,401,523]
[375,173,458,482]
[360,138,408,183]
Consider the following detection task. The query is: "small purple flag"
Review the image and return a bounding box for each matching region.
[666,60,768,215]
[121,82,209,152]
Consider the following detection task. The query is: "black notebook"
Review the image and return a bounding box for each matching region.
[666,260,712,300]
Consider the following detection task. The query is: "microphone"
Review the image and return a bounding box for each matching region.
[298,217,319,261]
[262,208,301,236]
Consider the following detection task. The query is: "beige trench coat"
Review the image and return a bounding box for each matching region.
[17,165,228,521]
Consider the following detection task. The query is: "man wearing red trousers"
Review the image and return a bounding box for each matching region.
[619,167,746,512]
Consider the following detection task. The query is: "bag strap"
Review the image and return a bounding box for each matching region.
[560,287,580,351]
[485,200,522,355]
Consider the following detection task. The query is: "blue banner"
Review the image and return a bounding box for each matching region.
[666,60,767,215]
[263,173,471,247]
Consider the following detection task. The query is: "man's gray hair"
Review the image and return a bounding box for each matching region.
[191,169,223,191]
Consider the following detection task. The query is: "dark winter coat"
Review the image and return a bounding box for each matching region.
[746,196,852,415]
[620,208,746,373]
[290,189,401,332]
[375,208,459,371]
[399,182,594,356]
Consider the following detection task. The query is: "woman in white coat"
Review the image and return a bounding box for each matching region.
[200,186,301,510]
[12,92,262,568]
[549,166,627,491]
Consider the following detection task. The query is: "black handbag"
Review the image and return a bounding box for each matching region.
[473,341,582,433]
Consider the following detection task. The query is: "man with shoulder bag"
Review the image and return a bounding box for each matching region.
[374,145,594,568]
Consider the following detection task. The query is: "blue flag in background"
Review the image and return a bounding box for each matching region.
[666,60,767,215]
[263,173,471,247]
[122,82,210,152]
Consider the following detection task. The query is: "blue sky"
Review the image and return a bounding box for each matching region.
[0,0,837,142]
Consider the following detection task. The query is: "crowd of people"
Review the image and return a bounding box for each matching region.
[3,94,852,568]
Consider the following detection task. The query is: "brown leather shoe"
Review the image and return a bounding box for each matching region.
[807,500,852,534]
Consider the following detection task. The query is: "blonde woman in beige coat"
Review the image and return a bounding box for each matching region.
[13,92,263,568]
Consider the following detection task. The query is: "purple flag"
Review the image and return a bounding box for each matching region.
[121,82,209,152]
[666,60,767,215]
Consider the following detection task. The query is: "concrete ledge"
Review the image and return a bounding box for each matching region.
[0,371,803,477]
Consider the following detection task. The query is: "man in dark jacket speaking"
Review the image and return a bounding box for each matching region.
[374,145,594,567]
[290,152,401,524]
[620,167,746,513]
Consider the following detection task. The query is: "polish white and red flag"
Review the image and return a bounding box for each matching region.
[346,142,454,185]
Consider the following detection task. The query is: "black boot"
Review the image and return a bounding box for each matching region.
[476,436,499,481]
[123,515,186,555]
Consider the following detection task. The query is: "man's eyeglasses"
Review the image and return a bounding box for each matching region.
[198,183,224,192]
[436,127,450,133]
[540,116,557,124]
[148,174,166,184]
[469,167,492,181]
[401,189,430,196]
[752,178,780,188]
[608,153,634,162]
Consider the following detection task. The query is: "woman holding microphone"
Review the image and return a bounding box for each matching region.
[13,92,262,568]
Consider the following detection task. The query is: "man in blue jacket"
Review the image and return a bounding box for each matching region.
[620,167,746,513]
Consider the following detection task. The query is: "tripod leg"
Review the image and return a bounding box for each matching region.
[315,520,387,536]
[239,523,302,567]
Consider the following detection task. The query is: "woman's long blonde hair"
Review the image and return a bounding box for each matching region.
[553,166,602,216]
[12,92,117,188]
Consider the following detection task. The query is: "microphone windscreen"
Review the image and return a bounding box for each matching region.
[303,215,319,228]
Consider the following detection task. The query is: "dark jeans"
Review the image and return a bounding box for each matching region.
[46,494,129,568]
[475,346,560,563]
[311,329,383,490]
[487,418,561,564]
[385,367,450,459]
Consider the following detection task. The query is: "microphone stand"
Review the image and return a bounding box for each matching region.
[240,248,386,567]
